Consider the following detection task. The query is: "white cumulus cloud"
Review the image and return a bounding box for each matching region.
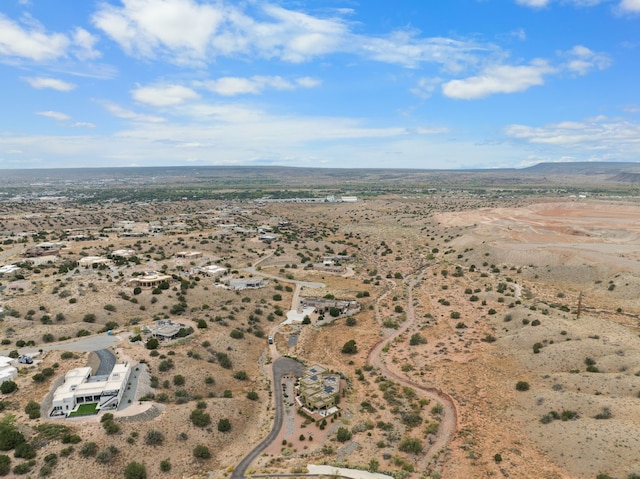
[442,60,555,99]
[0,13,69,61]
[24,77,76,91]
[563,45,611,75]
[196,75,321,96]
[516,0,550,7]
[36,111,71,121]
[101,101,166,123]
[619,0,640,12]
[131,84,199,106]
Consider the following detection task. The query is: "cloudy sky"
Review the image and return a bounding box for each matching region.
[0,0,639,170]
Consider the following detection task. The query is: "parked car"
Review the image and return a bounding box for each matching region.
[18,355,33,364]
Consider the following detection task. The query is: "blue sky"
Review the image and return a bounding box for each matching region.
[0,0,638,170]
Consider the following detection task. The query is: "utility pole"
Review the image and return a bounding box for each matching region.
[577,291,583,319]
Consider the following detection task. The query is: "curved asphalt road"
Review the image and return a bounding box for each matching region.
[231,356,305,479]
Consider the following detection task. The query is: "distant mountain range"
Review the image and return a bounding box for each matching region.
[1,161,640,188]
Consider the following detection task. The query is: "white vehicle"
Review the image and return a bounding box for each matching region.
[268,336,274,344]
[18,355,33,364]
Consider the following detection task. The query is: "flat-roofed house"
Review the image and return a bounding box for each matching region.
[227,277,269,291]
[298,364,342,412]
[50,363,131,417]
[127,273,172,289]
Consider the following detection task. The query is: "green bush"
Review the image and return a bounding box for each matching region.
[0,421,25,451]
[60,351,74,360]
[173,375,185,386]
[146,338,159,350]
[61,434,81,444]
[24,400,40,419]
[399,437,423,454]
[336,427,352,442]
[190,409,211,428]
[0,455,10,476]
[193,445,211,459]
[14,442,36,459]
[0,381,17,394]
[217,418,231,432]
[124,461,147,479]
[79,442,98,457]
[515,381,530,392]
[145,430,164,446]
[160,460,171,472]
[341,339,357,354]
[230,329,244,339]
[234,371,248,380]
[247,391,259,401]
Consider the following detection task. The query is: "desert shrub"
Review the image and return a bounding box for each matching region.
[341,339,358,354]
[0,455,10,476]
[336,427,352,442]
[173,375,185,386]
[12,462,32,475]
[146,338,159,350]
[230,329,244,339]
[95,446,118,464]
[234,371,248,380]
[160,459,171,472]
[399,437,423,454]
[60,351,74,360]
[190,409,211,428]
[83,313,96,323]
[515,381,530,392]
[0,421,25,451]
[401,412,423,428]
[124,461,147,479]
[14,442,36,459]
[24,400,40,419]
[216,352,232,369]
[61,434,81,444]
[594,407,612,420]
[158,359,174,372]
[0,381,17,394]
[450,311,461,319]
[217,418,231,432]
[193,445,211,459]
[409,333,426,346]
[79,442,98,457]
[247,391,259,401]
[145,430,164,446]
[102,420,120,435]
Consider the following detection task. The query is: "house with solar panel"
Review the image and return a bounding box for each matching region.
[298,364,342,413]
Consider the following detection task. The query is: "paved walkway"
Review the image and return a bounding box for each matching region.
[307,465,394,479]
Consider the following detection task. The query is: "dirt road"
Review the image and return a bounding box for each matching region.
[367,270,458,467]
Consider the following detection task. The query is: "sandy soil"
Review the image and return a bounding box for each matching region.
[3,196,640,479]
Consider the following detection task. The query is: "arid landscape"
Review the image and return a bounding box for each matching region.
[1,165,640,479]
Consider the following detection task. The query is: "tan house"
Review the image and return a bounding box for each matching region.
[298,365,342,411]
[128,273,172,288]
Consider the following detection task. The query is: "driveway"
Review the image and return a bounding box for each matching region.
[0,333,121,358]
[231,356,305,479]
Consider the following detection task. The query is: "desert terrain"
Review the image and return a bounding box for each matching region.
[1,166,640,479]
